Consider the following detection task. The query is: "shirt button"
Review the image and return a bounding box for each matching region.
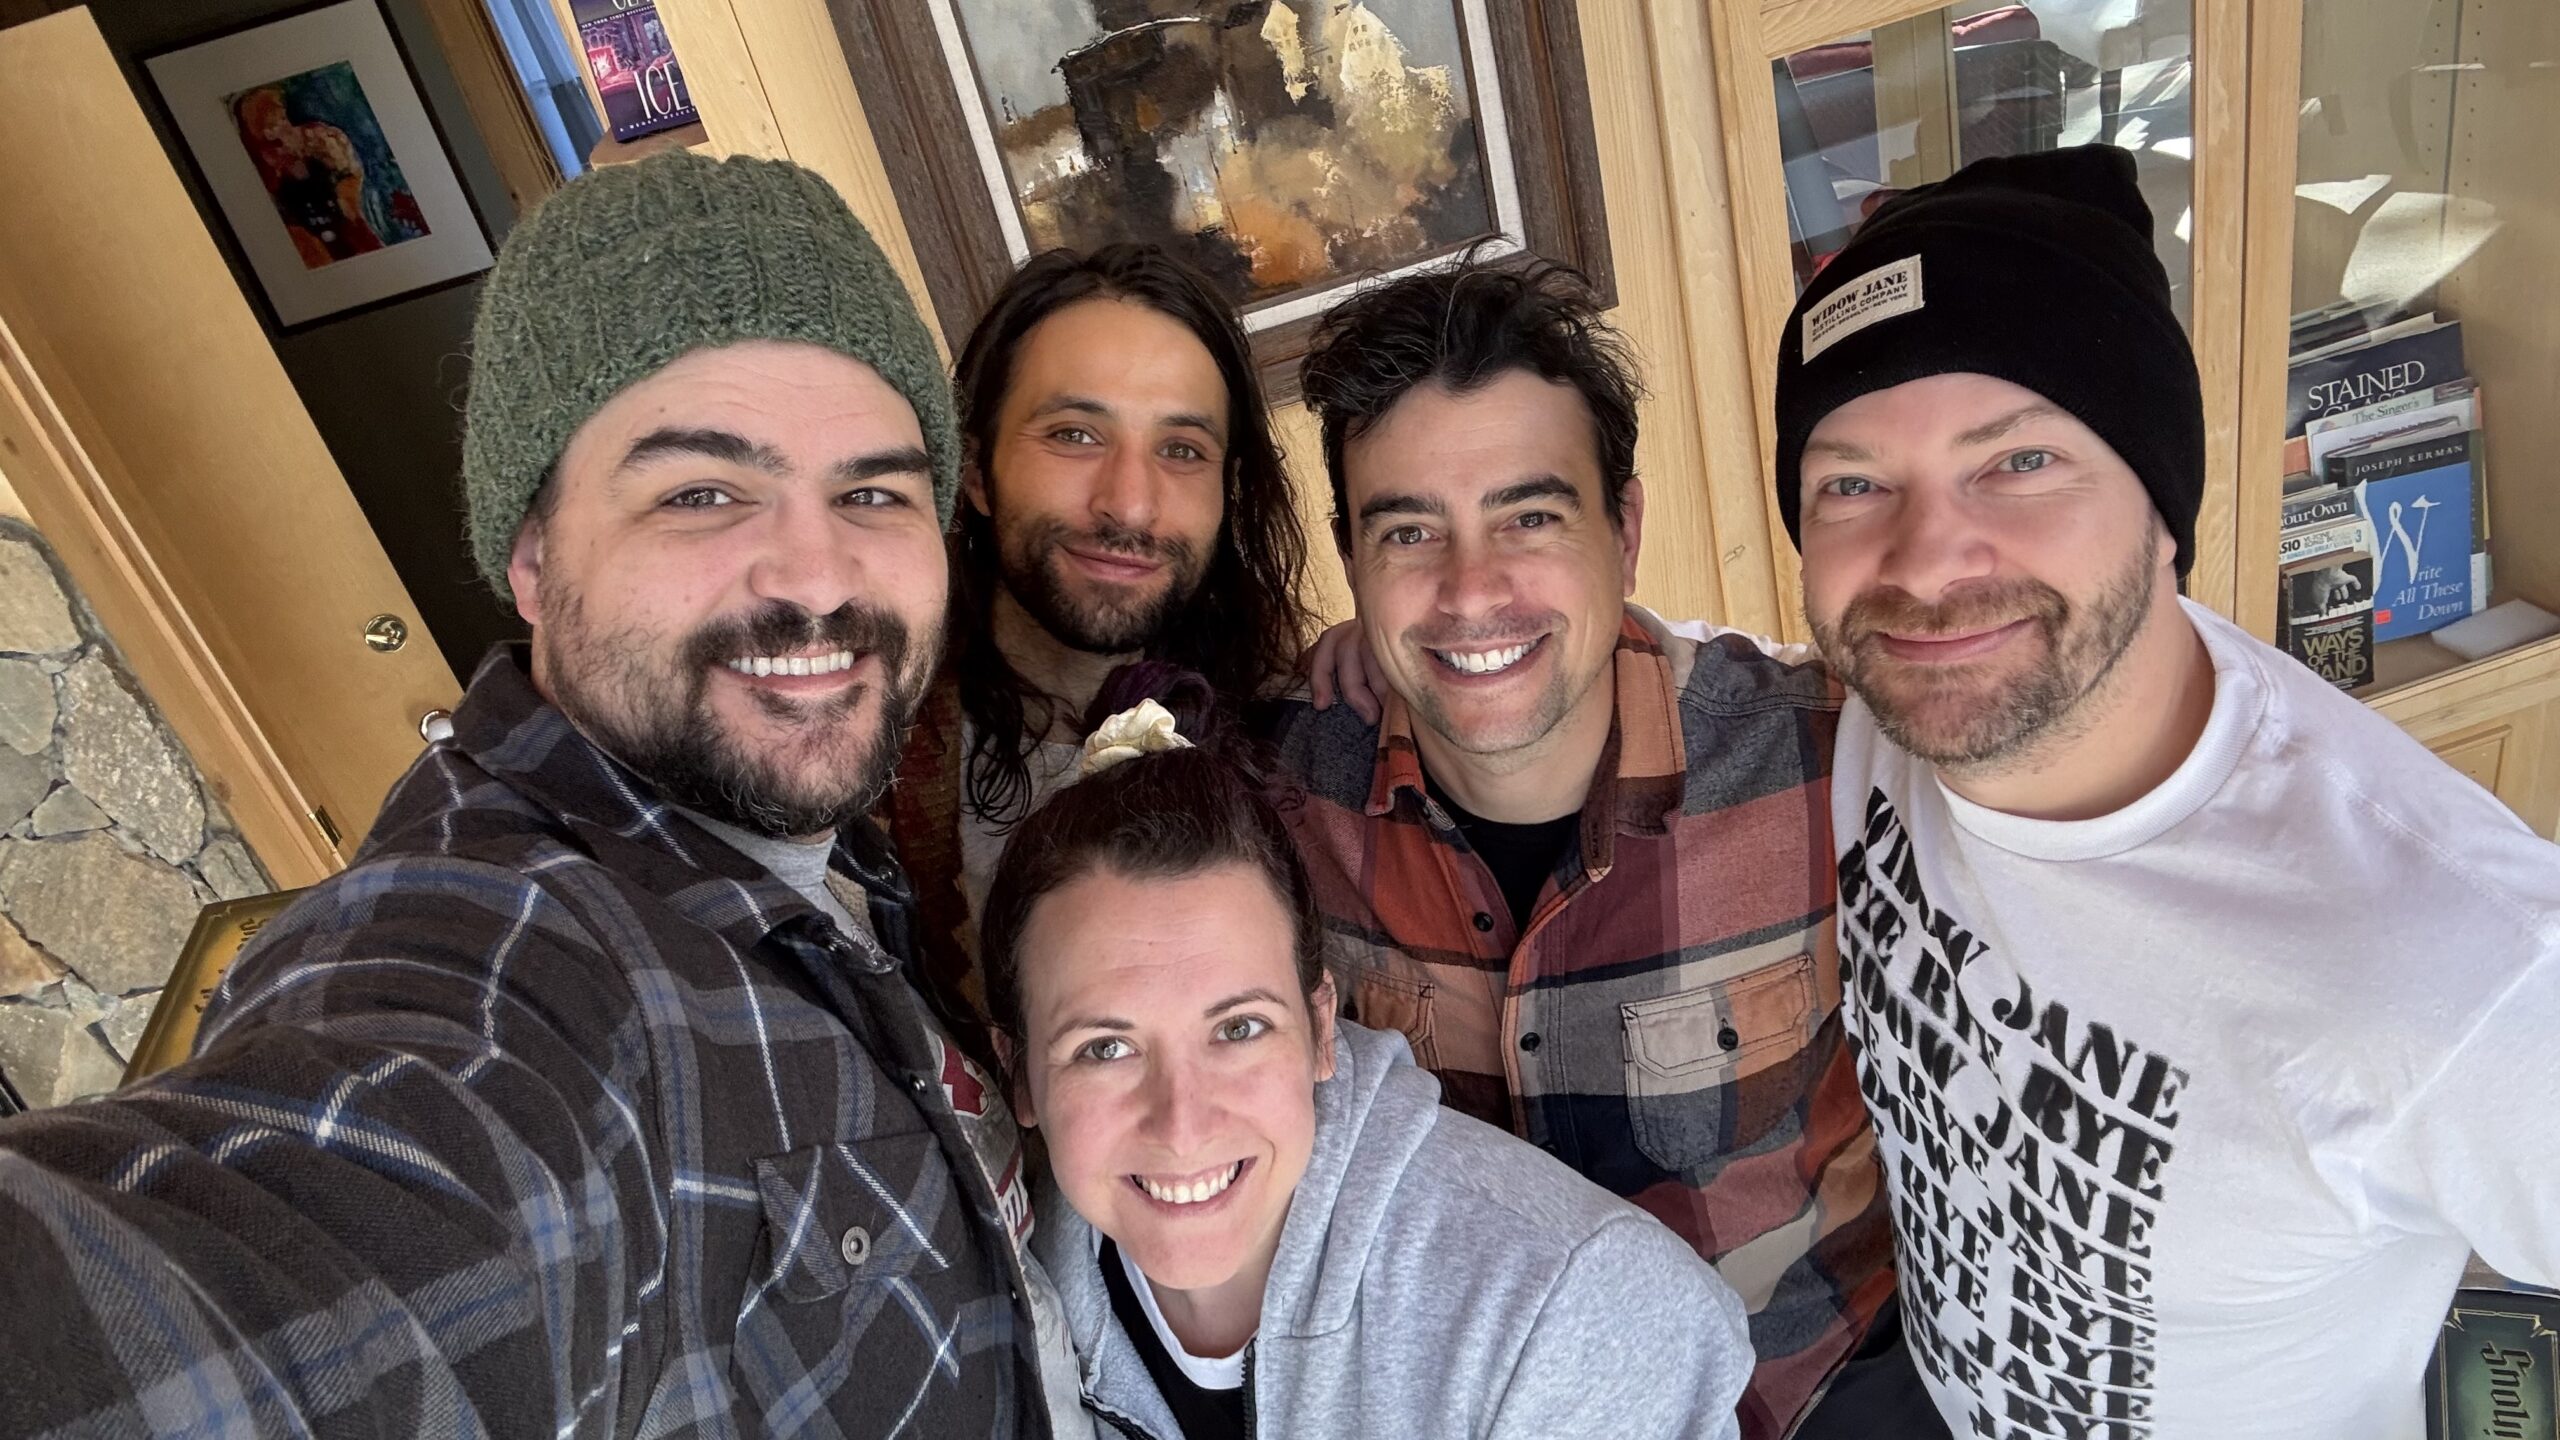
[1518,1031,1541,1053]
[1718,1025,1741,1051]
[840,1225,872,1267]
[910,1074,929,1094]
[1472,911,1495,932]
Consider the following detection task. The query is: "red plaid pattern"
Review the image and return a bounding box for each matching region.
[1266,607,1893,1440]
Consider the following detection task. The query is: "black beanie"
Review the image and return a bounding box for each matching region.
[1771,145,2204,576]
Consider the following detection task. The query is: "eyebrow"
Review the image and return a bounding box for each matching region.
[1953,403,2064,449]
[1204,987,1287,1017]
[1485,475,1582,511]
[618,427,787,477]
[1032,393,1226,442]
[1054,987,1291,1036]
[832,445,933,484]
[1802,437,1874,463]
[1357,489,1448,526]
[1357,474,1582,527]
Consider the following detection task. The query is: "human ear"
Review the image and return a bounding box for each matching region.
[993,1031,1038,1129]
[1616,476,1647,596]
[1309,973,1339,1082]
[506,519,545,628]
[962,456,992,517]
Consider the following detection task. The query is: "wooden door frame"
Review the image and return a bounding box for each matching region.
[0,305,338,889]
[1702,0,2252,621]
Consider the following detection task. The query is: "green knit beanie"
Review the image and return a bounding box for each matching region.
[461,149,957,603]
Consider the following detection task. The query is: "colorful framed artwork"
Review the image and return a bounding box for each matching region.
[831,0,1612,402]
[144,0,495,332]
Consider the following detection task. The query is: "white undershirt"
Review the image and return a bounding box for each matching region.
[1112,1238,1246,1391]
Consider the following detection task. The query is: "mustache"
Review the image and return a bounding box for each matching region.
[1835,579,2068,646]
[681,601,913,675]
[1038,516,1196,569]
[1407,611,1563,651]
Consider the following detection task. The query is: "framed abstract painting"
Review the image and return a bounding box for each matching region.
[831,0,1611,402]
[145,0,495,332]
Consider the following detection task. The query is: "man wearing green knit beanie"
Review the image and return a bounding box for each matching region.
[0,150,1067,1439]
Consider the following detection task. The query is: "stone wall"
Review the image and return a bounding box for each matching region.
[0,517,271,1108]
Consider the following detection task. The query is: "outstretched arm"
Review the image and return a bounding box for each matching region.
[0,859,661,1438]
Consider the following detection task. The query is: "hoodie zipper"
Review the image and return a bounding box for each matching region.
[1241,1341,1258,1440]
[1083,1397,1168,1440]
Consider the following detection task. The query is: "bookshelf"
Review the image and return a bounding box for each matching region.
[2238,0,2560,833]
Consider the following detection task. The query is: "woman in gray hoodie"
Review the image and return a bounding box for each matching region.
[983,674,1754,1439]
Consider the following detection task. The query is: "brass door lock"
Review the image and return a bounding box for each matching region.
[363,614,409,653]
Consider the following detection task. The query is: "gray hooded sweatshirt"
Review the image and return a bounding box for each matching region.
[1032,1020,1751,1439]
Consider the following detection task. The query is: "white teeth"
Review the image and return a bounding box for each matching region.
[1138,1161,1242,1206]
[1435,641,1534,676]
[724,650,860,678]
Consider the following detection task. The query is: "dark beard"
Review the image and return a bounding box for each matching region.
[995,513,1205,655]
[541,586,935,838]
[1812,549,2153,771]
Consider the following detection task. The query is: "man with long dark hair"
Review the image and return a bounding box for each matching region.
[886,244,1313,1050]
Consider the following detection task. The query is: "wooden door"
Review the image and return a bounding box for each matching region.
[0,10,461,885]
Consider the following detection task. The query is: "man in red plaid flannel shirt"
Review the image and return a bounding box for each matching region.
[1268,256,1939,1440]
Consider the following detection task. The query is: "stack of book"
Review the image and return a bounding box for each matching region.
[2280,309,2490,689]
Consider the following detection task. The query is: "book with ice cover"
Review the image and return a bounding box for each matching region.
[572,0,697,143]
[2340,431,2475,642]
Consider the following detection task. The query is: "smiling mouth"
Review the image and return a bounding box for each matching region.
[723,648,861,678]
[1065,547,1164,580]
[1872,619,2033,664]
[1132,1159,1246,1207]
[1429,636,1543,677]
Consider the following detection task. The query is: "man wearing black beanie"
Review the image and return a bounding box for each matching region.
[1775,144,2560,1439]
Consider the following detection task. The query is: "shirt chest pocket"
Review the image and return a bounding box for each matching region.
[1620,955,1817,1174]
[747,1132,955,1306]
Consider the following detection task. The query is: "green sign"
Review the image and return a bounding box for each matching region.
[2433,1291,2560,1440]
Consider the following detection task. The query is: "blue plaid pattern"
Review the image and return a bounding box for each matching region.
[0,647,1045,1438]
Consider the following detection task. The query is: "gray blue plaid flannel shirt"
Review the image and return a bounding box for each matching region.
[0,647,1047,1438]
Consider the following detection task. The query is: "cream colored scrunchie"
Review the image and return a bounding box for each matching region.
[1078,698,1194,778]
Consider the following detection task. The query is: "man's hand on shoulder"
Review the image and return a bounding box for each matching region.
[1303,618,1388,726]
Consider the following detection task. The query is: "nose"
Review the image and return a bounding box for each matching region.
[1090,442,1161,535]
[744,491,866,618]
[1139,1053,1219,1162]
[1872,484,1996,604]
[1433,534,1514,621]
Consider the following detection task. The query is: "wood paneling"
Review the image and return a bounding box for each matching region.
[0,11,458,875]
[2232,0,2303,642]
[1762,0,1947,58]
[2184,0,2249,622]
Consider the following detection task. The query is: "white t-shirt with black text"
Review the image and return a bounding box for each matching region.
[1833,598,2560,1439]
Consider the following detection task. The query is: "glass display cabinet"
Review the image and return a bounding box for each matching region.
[1700,0,2560,834]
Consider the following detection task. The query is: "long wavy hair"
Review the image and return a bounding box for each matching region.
[950,245,1313,829]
